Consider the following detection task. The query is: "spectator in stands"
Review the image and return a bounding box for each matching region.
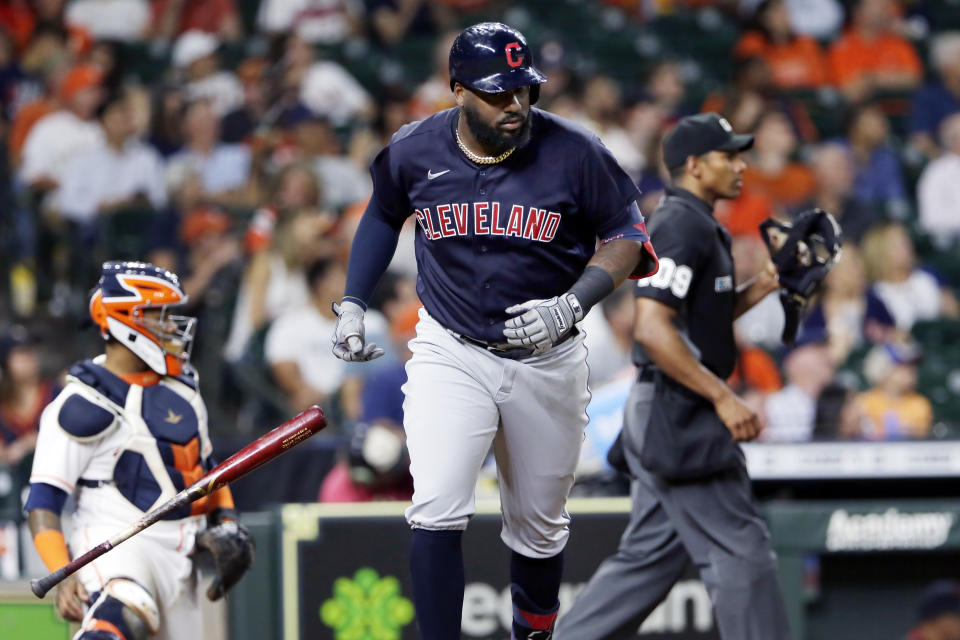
[802,141,879,243]
[733,234,786,347]
[575,75,643,179]
[366,269,418,331]
[318,302,419,502]
[644,60,688,122]
[224,206,335,361]
[265,257,360,412]
[862,222,960,331]
[583,283,635,387]
[0,327,58,467]
[829,0,923,104]
[742,108,816,210]
[151,0,242,42]
[734,0,828,89]
[909,32,960,160]
[918,111,960,237]
[728,335,783,399]
[20,63,103,197]
[7,38,69,168]
[812,381,869,441]
[701,55,818,142]
[282,29,373,128]
[367,0,455,48]
[177,204,243,370]
[763,330,837,442]
[241,162,327,257]
[178,205,242,303]
[800,245,897,364]
[57,90,168,227]
[408,30,458,121]
[858,340,933,439]
[846,102,908,215]
[221,57,271,145]
[0,0,36,52]
[171,30,243,117]
[779,0,845,41]
[0,27,25,120]
[0,0,91,56]
[65,0,150,42]
[278,104,371,210]
[257,0,363,46]
[634,126,669,217]
[907,580,960,640]
[165,98,253,211]
[148,84,186,157]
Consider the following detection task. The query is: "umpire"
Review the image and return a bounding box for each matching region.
[555,113,791,640]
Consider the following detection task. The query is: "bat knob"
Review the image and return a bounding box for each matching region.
[30,578,49,598]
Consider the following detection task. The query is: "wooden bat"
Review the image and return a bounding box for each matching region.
[30,406,326,598]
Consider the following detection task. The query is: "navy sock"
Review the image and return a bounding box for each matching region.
[510,550,563,639]
[410,529,464,640]
[511,550,564,609]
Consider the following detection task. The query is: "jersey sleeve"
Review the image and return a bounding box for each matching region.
[634,212,709,309]
[578,136,643,240]
[369,145,412,228]
[28,390,106,495]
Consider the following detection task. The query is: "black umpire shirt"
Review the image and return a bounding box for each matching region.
[631,186,737,379]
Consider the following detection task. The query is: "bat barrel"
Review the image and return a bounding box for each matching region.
[203,406,325,491]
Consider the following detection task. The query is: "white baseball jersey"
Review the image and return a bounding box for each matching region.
[29,355,215,638]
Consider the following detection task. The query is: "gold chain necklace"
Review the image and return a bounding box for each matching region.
[455,128,515,165]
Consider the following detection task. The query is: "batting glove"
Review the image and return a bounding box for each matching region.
[331,300,385,362]
[502,293,584,351]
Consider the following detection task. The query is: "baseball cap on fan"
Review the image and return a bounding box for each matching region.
[172,30,219,69]
[662,113,755,170]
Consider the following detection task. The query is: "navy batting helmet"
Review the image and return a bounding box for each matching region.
[449,22,547,103]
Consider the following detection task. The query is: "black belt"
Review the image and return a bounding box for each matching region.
[77,478,113,488]
[637,364,659,383]
[454,327,579,360]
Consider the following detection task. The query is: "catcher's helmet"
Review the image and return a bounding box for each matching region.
[449,22,547,103]
[89,261,196,376]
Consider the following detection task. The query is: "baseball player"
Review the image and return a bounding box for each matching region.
[331,22,658,640]
[25,261,254,640]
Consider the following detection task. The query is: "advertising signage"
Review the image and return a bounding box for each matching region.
[281,500,718,640]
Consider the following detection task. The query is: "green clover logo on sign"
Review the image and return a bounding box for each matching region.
[320,567,415,640]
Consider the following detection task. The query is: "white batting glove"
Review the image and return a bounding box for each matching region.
[331,300,385,362]
[502,294,584,351]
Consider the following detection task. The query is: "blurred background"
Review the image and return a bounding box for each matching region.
[1,0,960,638]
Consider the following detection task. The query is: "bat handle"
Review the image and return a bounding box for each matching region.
[31,568,67,598]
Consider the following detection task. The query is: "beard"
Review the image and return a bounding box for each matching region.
[462,102,532,156]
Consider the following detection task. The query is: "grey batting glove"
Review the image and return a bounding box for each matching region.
[331,300,385,362]
[502,293,584,351]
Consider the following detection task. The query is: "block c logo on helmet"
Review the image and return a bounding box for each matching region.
[505,42,524,67]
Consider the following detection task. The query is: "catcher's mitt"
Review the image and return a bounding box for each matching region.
[195,520,255,601]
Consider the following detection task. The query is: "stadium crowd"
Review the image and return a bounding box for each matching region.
[0,0,959,504]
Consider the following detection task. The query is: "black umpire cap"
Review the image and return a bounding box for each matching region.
[663,113,754,170]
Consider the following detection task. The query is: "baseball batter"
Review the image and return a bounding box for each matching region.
[25,261,254,640]
[331,23,658,640]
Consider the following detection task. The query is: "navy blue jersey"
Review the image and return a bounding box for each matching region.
[370,107,646,342]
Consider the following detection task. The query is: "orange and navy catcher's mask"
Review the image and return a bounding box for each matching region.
[89,261,196,376]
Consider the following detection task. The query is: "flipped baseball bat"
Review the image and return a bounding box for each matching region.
[30,406,326,599]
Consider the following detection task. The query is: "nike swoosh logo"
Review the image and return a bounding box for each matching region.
[427,169,451,180]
